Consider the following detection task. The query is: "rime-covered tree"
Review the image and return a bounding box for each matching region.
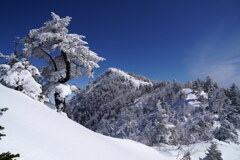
[192,78,203,91]
[214,120,238,143]
[203,76,218,93]
[227,83,240,106]
[225,83,240,129]
[0,53,44,101]
[22,12,105,111]
[207,88,227,115]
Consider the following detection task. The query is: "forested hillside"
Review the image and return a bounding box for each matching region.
[67,68,240,146]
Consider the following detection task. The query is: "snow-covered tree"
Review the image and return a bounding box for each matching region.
[207,89,227,114]
[226,83,240,106]
[225,83,240,129]
[192,78,203,91]
[214,120,238,143]
[204,143,223,160]
[22,12,105,111]
[0,53,44,101]
[180,151,191,160]
[203,76,218,93]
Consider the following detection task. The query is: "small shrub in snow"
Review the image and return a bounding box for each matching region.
[0,152,20,160]
[0,108,8,140]
[180,151,191,160]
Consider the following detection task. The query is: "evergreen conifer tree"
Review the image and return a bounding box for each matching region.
[0,108,20,160]
[180,151,191,160]
[204,142,223,160]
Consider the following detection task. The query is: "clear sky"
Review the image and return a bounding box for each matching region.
[0,0,240,87]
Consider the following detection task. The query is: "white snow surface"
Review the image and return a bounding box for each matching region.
[182,88,201,107]
[182,88,197,100]
[182,88,193,94]
[200,90,208,99]
[0,84,166,160]
[0,84,239,160]
[156,139,240,160]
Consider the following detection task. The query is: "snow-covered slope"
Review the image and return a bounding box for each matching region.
[0,84,167,160]
[0,83,240,160]
[156,139,240,160]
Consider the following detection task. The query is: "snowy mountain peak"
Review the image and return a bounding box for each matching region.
[79,67,153,95]
[98,67,153,88]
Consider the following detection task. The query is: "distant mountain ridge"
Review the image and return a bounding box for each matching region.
[66,67,240,146]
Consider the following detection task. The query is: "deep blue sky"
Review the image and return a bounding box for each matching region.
[1,0,240,87]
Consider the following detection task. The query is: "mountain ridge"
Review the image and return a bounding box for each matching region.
[67,68,240,146]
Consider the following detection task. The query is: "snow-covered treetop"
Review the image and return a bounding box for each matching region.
[22,12,105,82]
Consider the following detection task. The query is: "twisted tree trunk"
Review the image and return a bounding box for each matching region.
[55,51,71,112]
